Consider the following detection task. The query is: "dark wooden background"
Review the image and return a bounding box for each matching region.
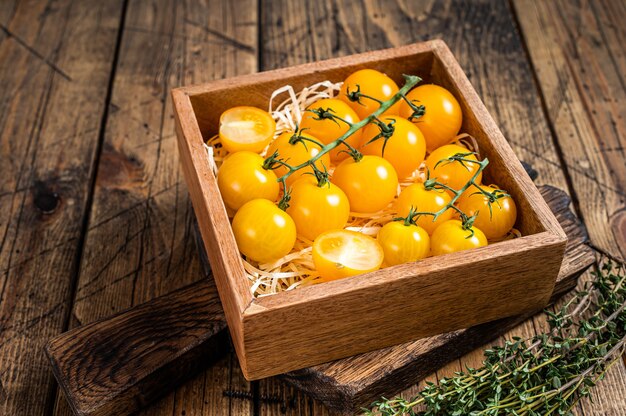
[0,0,624,414]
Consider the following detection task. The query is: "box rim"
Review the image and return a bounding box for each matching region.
[172,39,568,378]
[172,89,253,312]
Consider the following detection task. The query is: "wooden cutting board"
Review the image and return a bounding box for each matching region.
[45,185,594,416]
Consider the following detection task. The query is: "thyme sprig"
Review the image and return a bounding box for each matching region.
[365,259,626,416]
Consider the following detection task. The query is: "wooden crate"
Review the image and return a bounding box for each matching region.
[171,39,567,380]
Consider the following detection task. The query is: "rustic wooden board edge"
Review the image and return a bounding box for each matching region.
[45,281,229,416]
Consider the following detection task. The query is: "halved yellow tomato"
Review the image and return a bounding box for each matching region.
[312,229,384,280]
[219,106,276,153]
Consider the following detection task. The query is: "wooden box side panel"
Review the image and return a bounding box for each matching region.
[171,90,250,357]
[242,234,565,379]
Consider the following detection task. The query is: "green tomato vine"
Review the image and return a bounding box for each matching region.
[264,74,506,233]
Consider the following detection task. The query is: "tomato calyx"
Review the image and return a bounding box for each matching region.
[287,125,324,148]
[309,165,331,188]
[277,189,291,211]
[344,83,384,106]
[363,117,396,157]
[460,212,480,239]
[307,107,348,127]
[263,152,293,210]
[262,150,280,170]
[434,151,480,171]
[393,206,421,227]
[400,95,426,121]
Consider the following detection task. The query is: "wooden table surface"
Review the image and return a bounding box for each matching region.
[0,0,624,414]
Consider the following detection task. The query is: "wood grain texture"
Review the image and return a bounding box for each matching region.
[46,281,228,416]
[50,1,258,415]
[0,0,623,414]
[175,40,567,380]
[512,0,625,261]
[0,1,124,414]
[512,0,626,413]
[45,185,591,416]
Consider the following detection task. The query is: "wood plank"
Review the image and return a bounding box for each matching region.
[0,0,125,414]
[512,0,625,261]
[50,0,258,415]
[512,0,626,414]
[44,184,593,415]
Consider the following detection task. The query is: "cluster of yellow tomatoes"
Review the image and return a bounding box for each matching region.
[215,69,517,281]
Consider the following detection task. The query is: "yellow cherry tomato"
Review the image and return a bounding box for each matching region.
[266,131,331,187]
[231,199,296,264]
[219,106,276,153]
[430,219,487,256]
[425,144,483,192]
[457,185,517,240]
[339,69,401,119]
[312,229,384,280]
[331,155,398,213]
[377,221,430,266]
[360,116,426,179]
[299,98,362,162]
[399,84,462,152]
[217,151,279,211]
[286,177,350,241]
[394,182,453,234]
